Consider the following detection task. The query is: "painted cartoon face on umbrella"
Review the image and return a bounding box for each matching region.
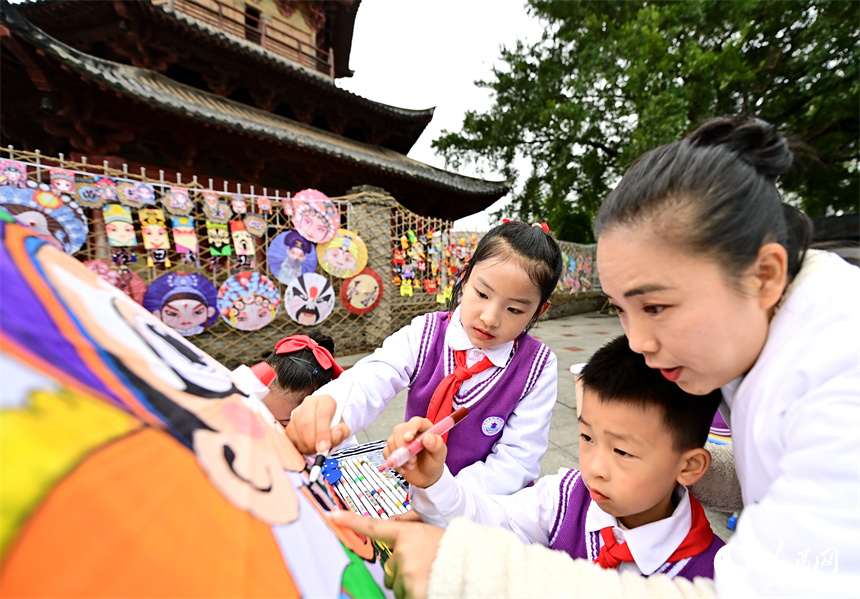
[285,273,335,326]
[1,185,89,253]
[217,272,281,331]
[317,228,367,278]
[268,230,317,285]
[290,189,338,244]
[142,272,219,337]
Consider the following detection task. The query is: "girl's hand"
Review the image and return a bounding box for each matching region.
[329,510,442,599]
[384,417,447,489]
[285,394,351,455]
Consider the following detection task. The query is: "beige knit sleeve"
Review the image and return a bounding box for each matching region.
[428,518,717,599]
[689,443,744,513]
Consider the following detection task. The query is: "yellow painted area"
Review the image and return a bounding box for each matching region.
[0,387,141,556]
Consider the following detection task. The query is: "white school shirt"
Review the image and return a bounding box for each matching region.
[714,251,860,598]
[412,467,697,577]
[316,306,558,494]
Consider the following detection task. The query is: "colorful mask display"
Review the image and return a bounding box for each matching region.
[268,230,317,285]
[284,273,335,326]
[103,204,138,247]
[139,208,172,268]
[316,228,367,279]
[142,272,219,337]
[0,185,88,254]
[217,272,280,331]
[290,189,338,244]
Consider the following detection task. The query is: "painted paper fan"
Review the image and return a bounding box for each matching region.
[268,230,317,285]
[143,272,219,337]
[217,271,281,331]
[284,272,335,326]
[341,268,383,315]
[0,212,395,598]
[290,189,338,244]
[83,259,147,304]
[0,184,88,254]
[317,228,367,279]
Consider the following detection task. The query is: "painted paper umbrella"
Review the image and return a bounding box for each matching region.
[217,271,281,331]
[268,230,317,285]
[142,271,219,337]
[341,268,383,315]
[284,273,335,326]
[84,259,147,304]
[0,211,394,598]
[317,228,367,279]
[290,189,338,244]
[0,184,88,254]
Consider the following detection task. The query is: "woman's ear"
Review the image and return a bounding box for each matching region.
[752,242,788,311]
[677,447,712,487]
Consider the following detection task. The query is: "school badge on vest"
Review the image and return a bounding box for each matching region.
[481,416,505,436]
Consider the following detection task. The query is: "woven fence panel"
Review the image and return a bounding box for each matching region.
[1,148,598,369]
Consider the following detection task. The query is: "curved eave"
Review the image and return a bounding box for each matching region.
[2,4,511,203]
[17,0,435,125]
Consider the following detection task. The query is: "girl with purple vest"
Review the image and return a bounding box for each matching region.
[394,335,725,582]
[287,220,563,495]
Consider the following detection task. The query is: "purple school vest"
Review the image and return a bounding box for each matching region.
[404,311,552,478]
[549,470,724,581]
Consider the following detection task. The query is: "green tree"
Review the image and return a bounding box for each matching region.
[435,0,859,242]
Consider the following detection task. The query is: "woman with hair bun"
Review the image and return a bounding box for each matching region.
[329,117,860,598]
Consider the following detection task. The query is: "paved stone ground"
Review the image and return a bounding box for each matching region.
[339,310,735,542]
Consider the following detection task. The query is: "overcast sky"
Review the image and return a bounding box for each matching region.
[336,0,545,230]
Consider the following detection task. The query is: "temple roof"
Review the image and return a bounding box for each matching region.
[15,0,435,153]
[1,2,511,220]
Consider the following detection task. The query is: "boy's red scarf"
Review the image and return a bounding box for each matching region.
[595,496,714,569]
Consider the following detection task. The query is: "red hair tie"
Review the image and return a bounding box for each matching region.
[274,335,343,378]
[502,219,550,234]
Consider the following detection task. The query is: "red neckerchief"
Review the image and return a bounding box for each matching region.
[595,495,714,569]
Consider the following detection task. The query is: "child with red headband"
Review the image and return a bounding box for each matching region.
[262,330,343,428]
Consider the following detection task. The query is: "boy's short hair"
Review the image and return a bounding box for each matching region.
[578,335,722,451]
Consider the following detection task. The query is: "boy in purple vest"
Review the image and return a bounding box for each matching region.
[395,335,725,581]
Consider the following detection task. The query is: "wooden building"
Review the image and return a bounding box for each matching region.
[0,0,509,221]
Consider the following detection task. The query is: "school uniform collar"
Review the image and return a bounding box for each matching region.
[585,483,692,576]
[446,307,513,369]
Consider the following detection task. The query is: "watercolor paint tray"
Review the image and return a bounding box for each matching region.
[330,440,411,519]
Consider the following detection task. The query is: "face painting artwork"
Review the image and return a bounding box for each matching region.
[0,184,88,254]
[103,203,139,248]
[171,215,199,255]
[317,229,367,279]
[341,268,383,315]
[285,273,335,326]
[269,230,317,285]
[142,272,219,338]
[206,220,233,257]
[217,271,281,331]
[0,213,395,598]
[161,186,193,216]
[290,189,338,244]
[0,159,28,189]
